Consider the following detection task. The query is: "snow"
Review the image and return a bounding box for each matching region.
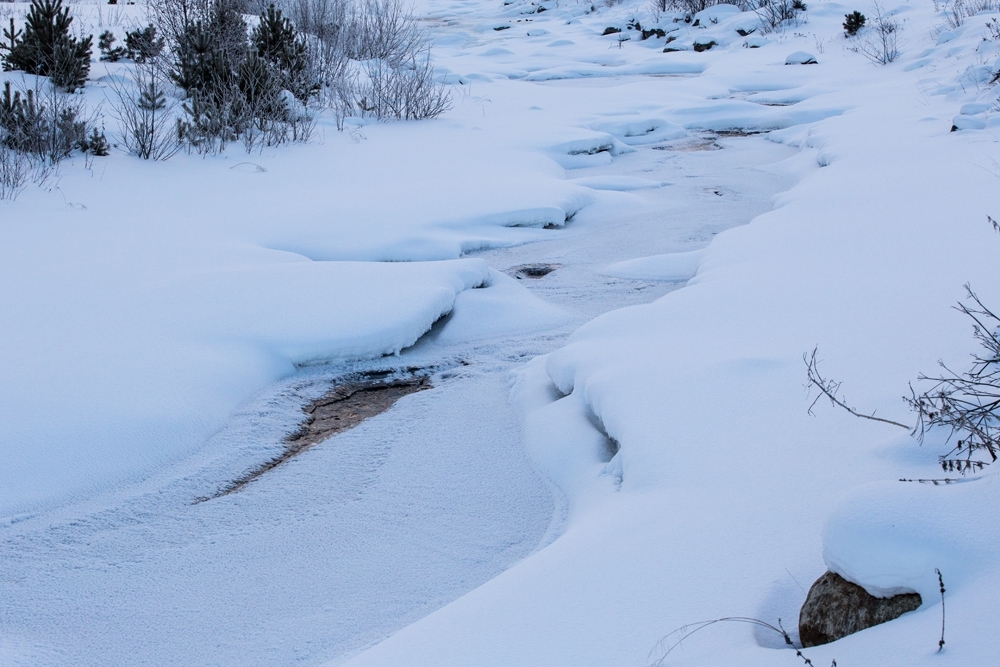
[4,0,1000,665]
[785,51,819,65]
[601,249,705,281]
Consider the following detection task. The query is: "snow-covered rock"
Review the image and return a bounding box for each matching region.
[786,50,818,64]
[952,114,987,130]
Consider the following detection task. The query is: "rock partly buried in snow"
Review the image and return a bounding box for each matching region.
[785,51,818,65]
[951,114,987,131]
[798,571,922,647]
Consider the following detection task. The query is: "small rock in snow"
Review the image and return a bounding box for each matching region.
[799,571,922,647]
[785,51,818,65]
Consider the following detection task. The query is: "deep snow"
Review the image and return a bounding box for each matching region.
[3,0,1000,666]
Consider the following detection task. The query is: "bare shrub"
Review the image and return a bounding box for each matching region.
[945,0,1000,29]
[649,0,669,22]
[284,0,351,43]
[855,1,900,64]
[351,0,449,120]
[282,0,356,126]
[805,220,1000,476]
[152,0,221,45]
[0,79,91,164]
[352,0,423,63]
[107,65,180,160]
[358,51,449,120]
[0,143,33,199]
[291,0,450,123]
[755,0,805,33]
[907,282,1000,474]
[0,78,95,198]
[988,16,1000,41]
[665,0,750,14]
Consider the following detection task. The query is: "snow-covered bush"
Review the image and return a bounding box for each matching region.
[1,0,92,92]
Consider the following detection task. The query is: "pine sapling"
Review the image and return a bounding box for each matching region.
[124,24,164,64]
[82,126,109,156]
[99,30,127,62]
[844,10,866,36]
[2,0,93,91]
[1,18,22,57]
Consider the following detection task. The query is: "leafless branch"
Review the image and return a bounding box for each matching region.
[906,284,1000,472]
[804,347,911,429]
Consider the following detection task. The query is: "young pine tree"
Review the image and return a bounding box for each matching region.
[843,11,866,36]
[2,0,92,92]
[98,30,126,62]
[124,24,165,64]
[251,4,317,103]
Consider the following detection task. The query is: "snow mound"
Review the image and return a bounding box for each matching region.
[434,270,572,344]
[590,117,687,145]
[601,249,704,281]
[786,51,818,65]
[824,476,1000,600]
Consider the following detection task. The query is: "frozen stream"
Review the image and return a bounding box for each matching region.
[0,126,794,667]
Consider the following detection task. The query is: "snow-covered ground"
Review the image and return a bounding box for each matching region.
[3,0,1000,665]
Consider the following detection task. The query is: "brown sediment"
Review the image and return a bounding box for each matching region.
[202,375,430,500]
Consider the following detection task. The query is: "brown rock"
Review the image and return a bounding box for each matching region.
[798,571,921,647]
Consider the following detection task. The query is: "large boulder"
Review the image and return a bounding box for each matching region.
[798,571,921,647]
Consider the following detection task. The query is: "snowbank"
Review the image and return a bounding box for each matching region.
[338,1,1000,666]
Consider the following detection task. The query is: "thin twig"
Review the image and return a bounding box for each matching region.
[805,347,911,429]
[648,616,834,667]
[936,569,946,652]
[898,478,965,485]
